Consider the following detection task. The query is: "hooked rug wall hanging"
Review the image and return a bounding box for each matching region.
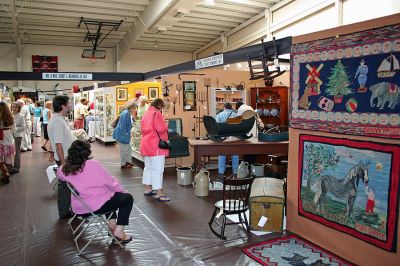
[290,23,400,138]
[298,134,400,252]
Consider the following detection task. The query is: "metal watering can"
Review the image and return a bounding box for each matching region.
[237,161,249,178]
[193,168,210,197]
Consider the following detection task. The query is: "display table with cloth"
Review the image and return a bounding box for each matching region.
[188,138,288,170]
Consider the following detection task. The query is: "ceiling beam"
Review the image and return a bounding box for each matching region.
[199,2,261,13]
[16,7,137,23]
[179,17,239,28]
[184,12,245,24]
[16,0,148,12]
[193,7,254,19]
[117,0,178,61]
[217,0,271,9]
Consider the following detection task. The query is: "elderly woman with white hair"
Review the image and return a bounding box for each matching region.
[113,101,137,169]
[136,96,149,120]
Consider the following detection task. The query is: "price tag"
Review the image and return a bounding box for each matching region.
[258,216,268,227]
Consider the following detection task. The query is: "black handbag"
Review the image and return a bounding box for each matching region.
[153,112,170,150]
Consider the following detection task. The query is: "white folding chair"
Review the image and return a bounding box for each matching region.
[65,182,123,255]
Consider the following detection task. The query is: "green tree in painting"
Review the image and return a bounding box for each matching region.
[303,144,339,190]
[326,60,352,97]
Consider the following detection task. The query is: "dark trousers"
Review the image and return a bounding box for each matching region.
[93,192,134,226]
[13,137,22,170]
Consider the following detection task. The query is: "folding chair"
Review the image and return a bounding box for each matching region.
[65,182,123,255]
[208,175,255,240]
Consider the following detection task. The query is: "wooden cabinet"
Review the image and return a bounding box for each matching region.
[210,88,246,116]
[250,87,289,129]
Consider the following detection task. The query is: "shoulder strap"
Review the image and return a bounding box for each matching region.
[153,111,162,140]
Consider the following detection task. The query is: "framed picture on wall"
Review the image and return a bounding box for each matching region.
[183,81,196,111]
[117,87,128,101]
[82,91,89,100]
[117,105,125,115]
[135,89,144,97]
[148,87,159,100]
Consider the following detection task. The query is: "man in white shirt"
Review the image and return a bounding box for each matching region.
[74,98,88,130]
[236,101,257,137]
[48,96,75,165]
[17,99,32,151]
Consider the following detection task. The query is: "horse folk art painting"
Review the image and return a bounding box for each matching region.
[298,135,400,251]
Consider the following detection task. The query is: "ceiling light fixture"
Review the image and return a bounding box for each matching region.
[204,0,215,6]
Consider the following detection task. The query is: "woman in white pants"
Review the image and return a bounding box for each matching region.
[33,101,42,137]
[140,99,170,202]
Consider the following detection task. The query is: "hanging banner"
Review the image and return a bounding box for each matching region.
[42,73,93,80]
[195,54,224,69]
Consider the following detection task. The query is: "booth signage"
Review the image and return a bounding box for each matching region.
[42,73,93,80]
[195,54,223,69]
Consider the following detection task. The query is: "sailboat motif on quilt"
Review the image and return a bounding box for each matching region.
[377,54,399,78]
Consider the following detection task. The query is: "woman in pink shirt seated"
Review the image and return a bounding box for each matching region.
[57,140,133,244]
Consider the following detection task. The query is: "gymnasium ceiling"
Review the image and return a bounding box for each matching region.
[0,0,284,54]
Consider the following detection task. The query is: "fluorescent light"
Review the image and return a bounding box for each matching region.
[204,0,215,6]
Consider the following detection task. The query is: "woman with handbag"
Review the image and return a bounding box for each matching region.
[0,102,16,185]
[140,98,170,202]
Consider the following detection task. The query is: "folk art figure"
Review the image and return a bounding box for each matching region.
[354,58,369,93]
[369,82,400,110]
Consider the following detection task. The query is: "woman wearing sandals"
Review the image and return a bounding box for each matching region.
[10,102,26,175]
[41,101,52,151]
[57,140,133,244]
[0,102,16,185]
[140,98,170,202]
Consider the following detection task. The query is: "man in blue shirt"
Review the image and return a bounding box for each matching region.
[215,102,239,178]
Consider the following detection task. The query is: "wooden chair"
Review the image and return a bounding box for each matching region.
[208,176,255,240]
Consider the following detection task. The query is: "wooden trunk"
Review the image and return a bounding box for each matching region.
[250,196,285,232]
[249,177,285,232]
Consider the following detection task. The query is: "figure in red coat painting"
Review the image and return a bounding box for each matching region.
[365,186,375,214]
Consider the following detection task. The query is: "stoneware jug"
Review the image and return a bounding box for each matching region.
[193,168,210,197]
[237,161,249,178]
[251,163,265,177]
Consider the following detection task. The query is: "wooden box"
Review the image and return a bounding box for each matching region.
[249,178,285,232]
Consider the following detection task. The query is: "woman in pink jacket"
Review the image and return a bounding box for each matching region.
[140,98,170,202]
[57,140,133,244]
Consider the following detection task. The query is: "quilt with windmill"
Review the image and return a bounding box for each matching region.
[298,135,400,251]
[290,23,400,138]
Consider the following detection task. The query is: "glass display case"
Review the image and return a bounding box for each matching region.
[210,88,246,116]
[131,121,143,161]
[94,87,116,144]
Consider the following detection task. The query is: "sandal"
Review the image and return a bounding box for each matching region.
[153,195,170,202]
[112,235,133,245]
[144,190,157,196]
[120,163,132,169]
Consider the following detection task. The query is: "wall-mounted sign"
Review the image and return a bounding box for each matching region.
[32,55,58,73]
[195,54,223,69]
[42,73,93,80]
